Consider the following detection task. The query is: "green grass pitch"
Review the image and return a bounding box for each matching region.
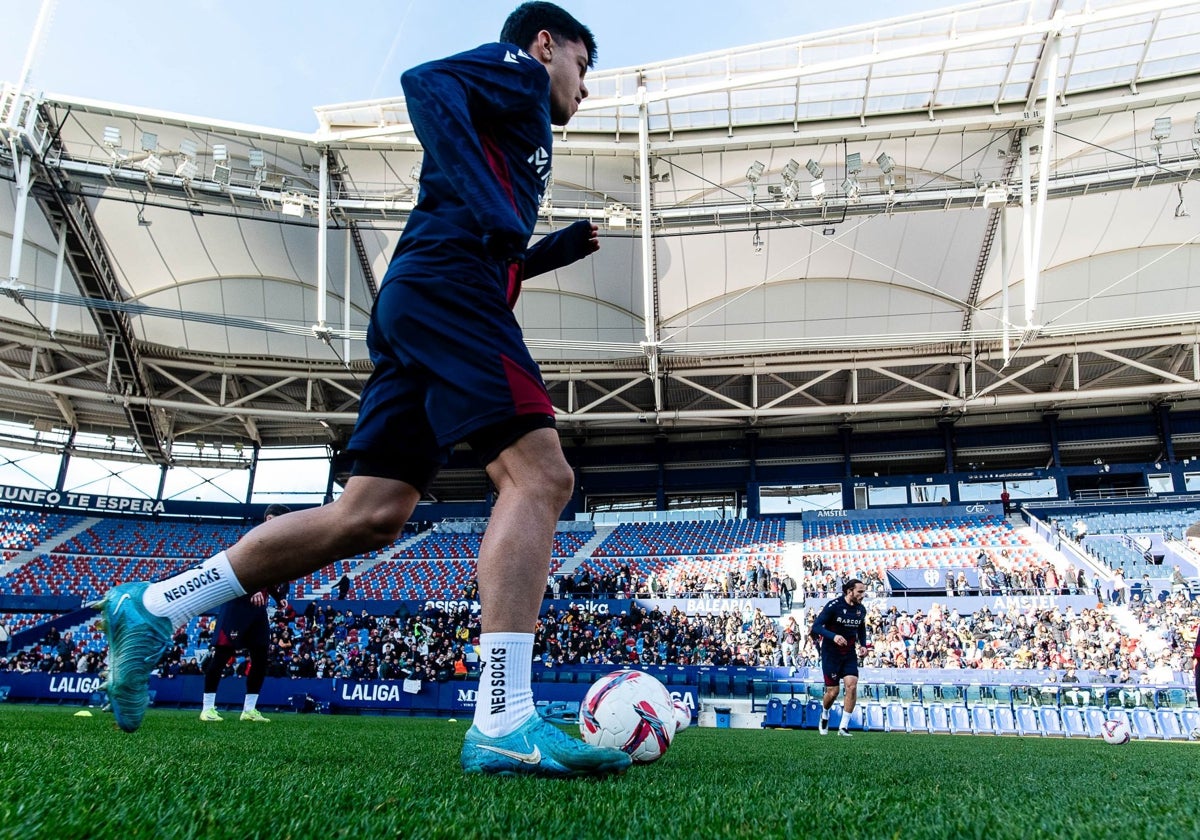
[0,705,1195,840]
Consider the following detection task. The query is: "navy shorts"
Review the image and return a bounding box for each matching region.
[822,644,859,686]
[344,266,555,490]
[214,601,270,650]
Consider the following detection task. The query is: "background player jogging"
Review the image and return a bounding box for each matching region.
[811,578,868,737]
[199,503,291,723]
[95,1,631,778]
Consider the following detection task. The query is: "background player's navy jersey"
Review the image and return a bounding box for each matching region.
[391,42,564,305]
[811,597,868,650]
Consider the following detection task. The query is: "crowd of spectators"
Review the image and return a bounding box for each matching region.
[799,552,1083,600]
[3,567,1197,685]
[551,560,788,602]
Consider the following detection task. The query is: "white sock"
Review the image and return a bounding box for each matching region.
[244,694,258,713]
[202,692,216,710]
[472,632,534,737]
[142,551,246,629]
[839,716,850,730]
[821,709,830,721]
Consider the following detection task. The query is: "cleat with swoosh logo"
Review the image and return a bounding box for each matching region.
[461,714,631,777]
[91,581,173,733]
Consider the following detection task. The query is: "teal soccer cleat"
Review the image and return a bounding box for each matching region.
[461,714,632,777]
[93,582,173,733]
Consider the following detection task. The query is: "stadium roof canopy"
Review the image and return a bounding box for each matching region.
[2,0,1200,471]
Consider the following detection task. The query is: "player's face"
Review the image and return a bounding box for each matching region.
[544,35,590,126]
[846,584,866,605]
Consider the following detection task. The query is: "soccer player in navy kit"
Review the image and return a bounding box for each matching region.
[95,2,631,777]
[811,578,868,736]
[199,504,291,723]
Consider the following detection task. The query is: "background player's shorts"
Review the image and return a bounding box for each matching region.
[344,268,554,488]
[821,644,859,686]
[214,602,270,650]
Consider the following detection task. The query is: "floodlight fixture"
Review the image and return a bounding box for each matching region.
[845,152,863,174]
[410,160,423,182]
[876,152,895,174]
[247,148,265,168]
[982,184,1009,208]
[212,144,228,163]
[212,163,232,186]
[280,193,306,218]
[809,179,827,201]
[882,173,896,194]
[604,202,630,228]
[179,138,198,159]
[745,160,765,183]
[175,158,198,181]
[103,126,122,148]
[139,153,163,177]
[842,176,860,201]
[140,131,158,152]
[780,159,800,184]
[805,159,824,180]
[1151,116,1172,141]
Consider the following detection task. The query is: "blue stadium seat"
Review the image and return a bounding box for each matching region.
[782,698,804,728]
[927,703,951,734]
[1038,707,1064,737]
[1155,708,1187,740]
[762,698,784,728]
[970,705,994,735]
[863,703,886,732]
[948,705,971,734]
[991,685,1013,707]
[993,706,1018,735]
[884,702,906,732]
[1179,708,1200,738]
[1061,707,1087,738]
[1015,706,1039,736]
[803,699,825,729]
[1082,707,1107,738]
[906,703,928,733]
[1131,708,1159,740]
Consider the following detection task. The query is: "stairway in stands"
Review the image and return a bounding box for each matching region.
[0,516,102,577]
[554,524,616,579]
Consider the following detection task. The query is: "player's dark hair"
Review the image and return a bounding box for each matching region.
[843,578,865,594]
[501,2,597,67]
[263,503,291,519]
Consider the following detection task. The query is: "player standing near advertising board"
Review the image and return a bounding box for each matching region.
[95,1,630,778]
[811,579,868,737]
[199,503,291,723]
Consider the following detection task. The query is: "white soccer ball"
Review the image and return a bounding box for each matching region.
[1102,718,1131,745]
[579,670,676,764]
[673,699,692,733]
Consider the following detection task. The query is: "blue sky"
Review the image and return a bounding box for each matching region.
[4,0,957,131]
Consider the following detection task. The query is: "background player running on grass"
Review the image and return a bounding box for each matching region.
[811,578,868,737]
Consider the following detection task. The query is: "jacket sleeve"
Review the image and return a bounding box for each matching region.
[523,219,595,278]
[811,602,836,642]
[401,44,548,260]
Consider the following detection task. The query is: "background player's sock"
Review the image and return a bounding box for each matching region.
[472,633,534,737]
[202,692,216,710]
[142,551,247,628]
[244,693,259,713]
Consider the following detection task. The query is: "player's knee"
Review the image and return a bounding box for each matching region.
[336,500,408,552]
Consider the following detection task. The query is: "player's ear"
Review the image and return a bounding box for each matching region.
[529,29,555,64]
